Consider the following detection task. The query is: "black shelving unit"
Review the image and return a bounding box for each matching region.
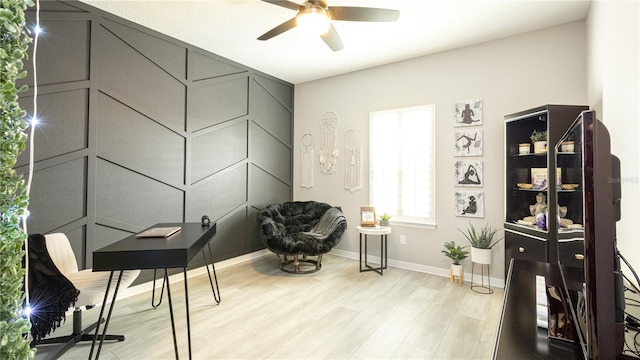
[504,105,588,275]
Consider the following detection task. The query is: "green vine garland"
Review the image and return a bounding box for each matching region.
[0,0,36,359]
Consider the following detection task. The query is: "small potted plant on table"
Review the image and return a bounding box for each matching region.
[442,241,469,285]
[379,213,391,227]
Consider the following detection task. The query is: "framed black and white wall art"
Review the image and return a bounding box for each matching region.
[454,129,483,156]
[455,190,484,218]
[454,98,483,127]
[454,160,483,187]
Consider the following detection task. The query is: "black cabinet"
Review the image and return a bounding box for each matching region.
[504,105,588,275]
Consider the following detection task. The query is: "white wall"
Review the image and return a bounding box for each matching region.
[293,21,587,281]
[587,1,640,275]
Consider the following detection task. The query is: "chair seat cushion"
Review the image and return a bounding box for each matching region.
[68,268,141,306]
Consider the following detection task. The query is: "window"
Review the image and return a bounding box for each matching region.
[369,105,436,226]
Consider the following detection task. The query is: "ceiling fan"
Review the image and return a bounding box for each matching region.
[257,0,400,51]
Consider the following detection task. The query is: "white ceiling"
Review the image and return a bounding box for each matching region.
[79,0,591,84]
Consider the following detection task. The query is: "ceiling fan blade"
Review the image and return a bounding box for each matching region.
[261,0,303,11]
[320,24,344,52]
[258,17,298,41]
[328,7,400,22]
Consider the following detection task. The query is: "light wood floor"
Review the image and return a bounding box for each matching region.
[36,254,503,360]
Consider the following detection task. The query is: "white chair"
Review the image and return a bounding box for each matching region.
[35,233,140,359]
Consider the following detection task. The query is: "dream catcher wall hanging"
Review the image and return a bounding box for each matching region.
[344,129,362,192]
[300,133,314,188]
[319,112,339,174]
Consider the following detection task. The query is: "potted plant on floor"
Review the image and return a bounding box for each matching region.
[458,223,502,265]
[442,241,469,285]
[530,129,548,154]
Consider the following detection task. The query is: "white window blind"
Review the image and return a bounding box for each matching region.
[369,105,436,226]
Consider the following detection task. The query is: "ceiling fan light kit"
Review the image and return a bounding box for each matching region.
[297,6,331,35]
[259,0,400,51]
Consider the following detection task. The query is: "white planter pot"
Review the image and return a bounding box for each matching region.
[471,247,493,265]
[450,263,464,285]
[533,141,547,154]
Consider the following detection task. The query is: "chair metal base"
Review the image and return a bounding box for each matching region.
[277,254,323,274]
[34,308,124,360]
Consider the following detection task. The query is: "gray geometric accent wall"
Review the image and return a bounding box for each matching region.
[16,1,293,283]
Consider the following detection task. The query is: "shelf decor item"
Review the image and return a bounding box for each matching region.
[530,129,548,154]
[519,143,531,155]
[531,168,562,190]
[561,141,575,152]
[378,212,391,227]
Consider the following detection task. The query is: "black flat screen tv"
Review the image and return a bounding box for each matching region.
[555,110,624,359]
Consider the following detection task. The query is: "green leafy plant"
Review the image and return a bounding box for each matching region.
[379,212,391,221]
[530,129,548,142]
[458,223,502,249]
[441,241,469,265]
[0,0,36,359]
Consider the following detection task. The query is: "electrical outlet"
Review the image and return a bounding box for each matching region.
[400,235,406,245]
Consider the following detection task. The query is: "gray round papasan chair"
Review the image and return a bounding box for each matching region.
[257,201,347,274]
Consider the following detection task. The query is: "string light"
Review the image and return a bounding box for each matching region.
[23,0,41,328]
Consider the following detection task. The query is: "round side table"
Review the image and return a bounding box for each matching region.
[357,225,390,275]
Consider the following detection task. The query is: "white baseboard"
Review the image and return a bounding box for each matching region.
[115,247,503,304]
[330,248,505,289]
[116,249,271,300]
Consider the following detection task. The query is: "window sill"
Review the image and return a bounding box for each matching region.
[387,220,436,230]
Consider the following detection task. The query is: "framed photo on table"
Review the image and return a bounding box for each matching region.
[360,207,377,227]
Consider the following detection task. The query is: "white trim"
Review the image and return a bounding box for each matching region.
[103,246,504,309]
[330,248,505,288]
[115,249,271,300]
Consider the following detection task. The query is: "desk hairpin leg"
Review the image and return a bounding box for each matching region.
[89,270,123,360]
[183,267,192,360]
[151,269,166,309]
[202,242,221,304]
[164,269,179,359]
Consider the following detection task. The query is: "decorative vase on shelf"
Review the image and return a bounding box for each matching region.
[561,141,575,152]
[533,141,547,154]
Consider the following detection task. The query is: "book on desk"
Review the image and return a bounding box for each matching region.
[135,226,181,238]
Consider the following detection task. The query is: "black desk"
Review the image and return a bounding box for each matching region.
[493,259,583,359]
[90,222,219,360]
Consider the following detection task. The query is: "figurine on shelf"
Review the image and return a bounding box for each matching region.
[530,192,548,216]
[557,205,574,227]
